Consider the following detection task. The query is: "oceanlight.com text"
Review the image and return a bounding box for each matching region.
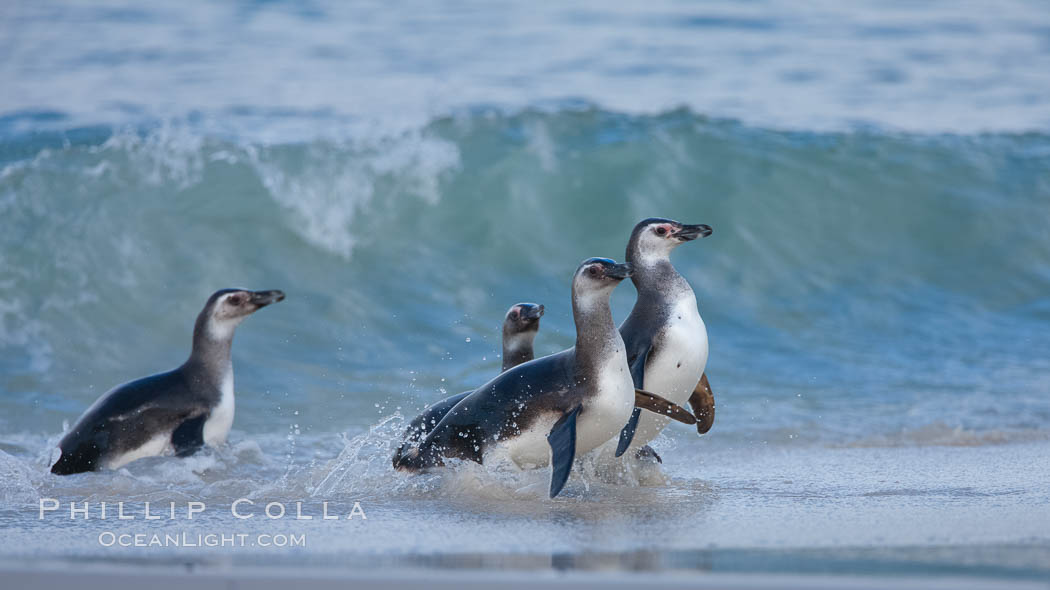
[97,531,307,548]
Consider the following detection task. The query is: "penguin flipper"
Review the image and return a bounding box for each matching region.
[688,373,716,435]
[616,409,641,458]
[627,343,651,390]
[634,389,696,425]
[615,344,652,457]
[546,405,581,498]
[172,413,208,457]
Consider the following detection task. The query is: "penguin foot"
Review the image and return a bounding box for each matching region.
[628,445,669,486]
[634,445,662,464]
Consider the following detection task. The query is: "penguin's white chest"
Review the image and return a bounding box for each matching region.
[499,351,635,469]
[103,432,173,470]
[202,369,235,447]
[632,295,708,447]
[574,353,635,454]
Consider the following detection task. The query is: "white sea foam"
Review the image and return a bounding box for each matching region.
[0,450,38,505]
[2,424,1049,565]
[249,132,460,259]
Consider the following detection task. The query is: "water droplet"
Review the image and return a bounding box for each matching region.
[465,337,471,343]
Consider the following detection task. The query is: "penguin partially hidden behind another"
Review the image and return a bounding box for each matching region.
[394,302,545,461]
[613,218,717,461]
[394,259,695,498]
[50,288,285,475]
[499,302,545,372]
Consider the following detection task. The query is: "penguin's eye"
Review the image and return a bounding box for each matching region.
[655,226,667,236]
[228,295,244,306]
[509,310,519,320]
[588,266,599,277]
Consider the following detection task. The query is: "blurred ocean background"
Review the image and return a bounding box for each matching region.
[1,0,1049,583]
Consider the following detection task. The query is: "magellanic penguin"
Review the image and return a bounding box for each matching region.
[394,259,695,498]
[393,302,545,461]
[500,302,545,371]
[50,288,285,475]
[614,218,716,458]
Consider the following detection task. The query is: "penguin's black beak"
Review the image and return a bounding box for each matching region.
[249,290,286,308]
[676,223,713,241]
[604,262,633,281]
[522,304,545,321]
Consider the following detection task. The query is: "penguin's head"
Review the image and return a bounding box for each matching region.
[573,258,632,310]
[200,288,286,341]
[504,303,544,335]
[627,217,712,266]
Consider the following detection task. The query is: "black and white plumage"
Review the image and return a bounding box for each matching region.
[50,288,285,475]
[615,218,716,457]
[500,302,545,372]
[394,258,640,498]
[393,302,544,462]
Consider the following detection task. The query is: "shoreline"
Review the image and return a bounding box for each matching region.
[2,561,1048,590]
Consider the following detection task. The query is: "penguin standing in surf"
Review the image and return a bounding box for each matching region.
[394,258,694,498]
[50,288,285,475]
[394,302,545,460]
[613,218,716,460]
[499,302,545,372]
